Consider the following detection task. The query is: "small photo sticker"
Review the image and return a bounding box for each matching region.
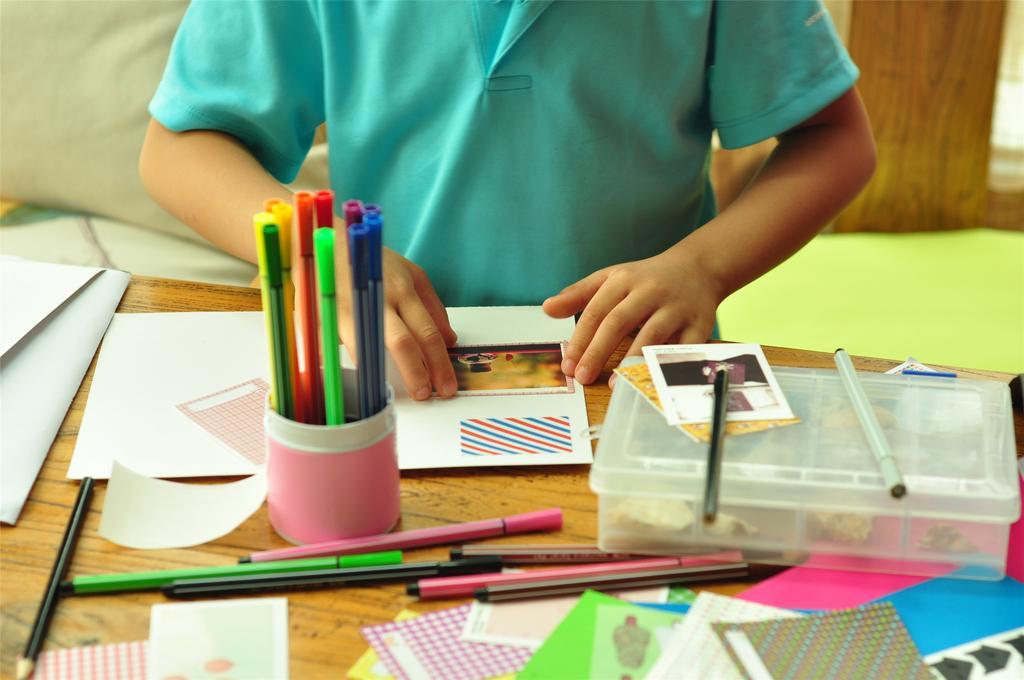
[445,342,573,396]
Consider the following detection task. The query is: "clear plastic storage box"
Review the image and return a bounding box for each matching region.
[590,367,1020,579]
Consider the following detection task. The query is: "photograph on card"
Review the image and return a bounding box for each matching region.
[642,344,795,426]
[444,342,574,396]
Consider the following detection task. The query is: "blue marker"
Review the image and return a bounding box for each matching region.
[348,223,372,419]
[902,369,957,378]
[364,211,385,414]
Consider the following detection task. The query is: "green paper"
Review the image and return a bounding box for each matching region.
[667,586,697,605]
[517,591,682,680]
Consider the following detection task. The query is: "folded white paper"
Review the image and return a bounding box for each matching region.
[1,261,129,523]
[98,461,267,549]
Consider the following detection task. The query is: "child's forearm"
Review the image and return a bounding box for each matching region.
[139,119,293,264]
[678,88,877,301]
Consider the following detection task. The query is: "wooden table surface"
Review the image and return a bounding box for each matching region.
[2,276,1020,679]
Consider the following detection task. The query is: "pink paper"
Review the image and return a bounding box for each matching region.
[1006,471,1024,581]
[33,641,146,680]
[737,555,952,610]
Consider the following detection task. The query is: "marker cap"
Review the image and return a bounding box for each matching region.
[270,203,294,267]
[262,224,283,287]
[343,199,364,227]
[294,192,315,256]
[253,212,275,278]
[348,223,370,287]
[315,190,335,228]
[338,550,403,569]
[313,227,336,295]
[504,508,563,534]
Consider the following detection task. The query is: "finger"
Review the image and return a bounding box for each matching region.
[407,262,458,346]
[562,280,627,379]
[384,308,433,400]
[624,309,684,358]
[573,295,649,385]
[542,269,608,319]
[397,297,458,398]
[679,323,712,345]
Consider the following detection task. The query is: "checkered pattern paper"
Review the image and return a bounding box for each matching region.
[362,604,533,680]
[714,602,932,680]
[176,379,268,465]
[460,416,572,456]
[33,641,147,680]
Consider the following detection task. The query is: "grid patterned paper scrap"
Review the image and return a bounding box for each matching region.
[361,604,533,680]
[646,591,803,680]
[713,602,932,680]
[33,641,147,680]
[176,379,269,465]
[459,416,572,456]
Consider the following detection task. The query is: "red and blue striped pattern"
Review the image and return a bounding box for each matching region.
[460,416,572,456]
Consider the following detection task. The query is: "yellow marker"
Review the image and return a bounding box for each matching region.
[254,212,281,412]
[270,202,303,422]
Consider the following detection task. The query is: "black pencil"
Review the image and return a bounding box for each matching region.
[703,366,730,523]
[17,477,94,680]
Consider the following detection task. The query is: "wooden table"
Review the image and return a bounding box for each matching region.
[2,276,1020,679]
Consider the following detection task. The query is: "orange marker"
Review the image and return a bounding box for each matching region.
[294,192,325,424]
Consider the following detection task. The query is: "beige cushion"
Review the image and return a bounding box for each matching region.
[0,1,329,245]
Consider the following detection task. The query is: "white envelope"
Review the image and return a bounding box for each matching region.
[0,258,129,523]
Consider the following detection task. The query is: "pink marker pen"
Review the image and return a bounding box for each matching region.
[408,551,743,600]
[242,508,562,564]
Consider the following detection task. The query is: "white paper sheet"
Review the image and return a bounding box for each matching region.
[393,307,592,469]
[98,461,267,549]
[1,266,129,523]
[68,312,269,479]
[0,257,103,356]
[646,592,803,680]
[149,598,288,680]
[70,307,590,480]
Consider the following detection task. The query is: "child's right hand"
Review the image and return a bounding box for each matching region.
[332,237,457,401]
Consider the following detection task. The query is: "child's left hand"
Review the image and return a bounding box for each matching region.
[542,246,721,385]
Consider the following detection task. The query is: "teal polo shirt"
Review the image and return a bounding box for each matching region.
[151,0,857,307]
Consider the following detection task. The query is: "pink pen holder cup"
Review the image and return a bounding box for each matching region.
[265,374,400,545]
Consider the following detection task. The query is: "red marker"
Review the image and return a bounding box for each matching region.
[314,190,334,228]
[293,192,324,424]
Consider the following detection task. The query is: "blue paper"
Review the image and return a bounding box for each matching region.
[871,572,1024,655]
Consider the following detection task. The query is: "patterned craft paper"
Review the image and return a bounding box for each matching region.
[714,602,932,680]
[348,610,420,680]
[614,363,799,443]
[32,641,147,680]
[925,626,1024,680]
[646,592,803,680]
[459,416,572,456]
[361,604,533,680]
[176,378,269,465]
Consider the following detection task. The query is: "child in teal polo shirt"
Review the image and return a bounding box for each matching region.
[140,0,875,400]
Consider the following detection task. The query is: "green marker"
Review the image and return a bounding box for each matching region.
[263,223,295,419]
[60,550,402,595]
[314,227,345,424]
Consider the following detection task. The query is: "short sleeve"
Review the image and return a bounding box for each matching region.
[149,0,325,183]
[709,0,858,149]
